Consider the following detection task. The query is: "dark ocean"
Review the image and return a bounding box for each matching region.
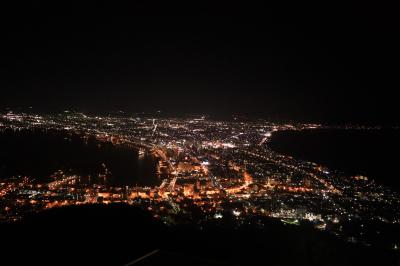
[0,129,159,187]
[269,129,400,191]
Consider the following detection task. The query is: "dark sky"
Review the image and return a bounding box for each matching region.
[0,2,398,124]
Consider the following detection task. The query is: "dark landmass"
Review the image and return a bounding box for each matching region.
[1,204,398,266]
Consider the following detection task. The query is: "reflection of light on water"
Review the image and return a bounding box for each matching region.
[138,148,146,160]
[0,130,160,187]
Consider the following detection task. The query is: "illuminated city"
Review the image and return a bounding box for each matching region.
[1,111,399,252]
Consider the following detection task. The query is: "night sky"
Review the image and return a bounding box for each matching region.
[0,2,398,124]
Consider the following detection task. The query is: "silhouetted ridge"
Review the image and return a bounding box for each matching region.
[1,204,399,265]
[1,204,163,266]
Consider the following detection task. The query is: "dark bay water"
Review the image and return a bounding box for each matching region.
[0,129,159,187]
[269,129,400,191]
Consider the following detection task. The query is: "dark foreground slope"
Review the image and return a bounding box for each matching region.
[1,204,399,266]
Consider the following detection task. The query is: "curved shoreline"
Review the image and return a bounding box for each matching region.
[268,128,400,190]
